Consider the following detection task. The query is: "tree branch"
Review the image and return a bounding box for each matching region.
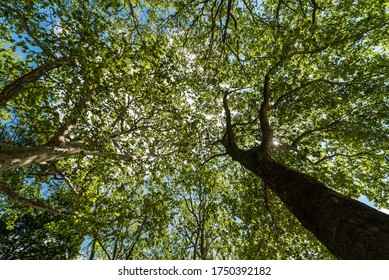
[275,0,282,23]
[221,91,238,151]
[50,162,79,194]
[97,239,112,260]
[0,141,156,173]
[127,1,141,37]
[0,179,81,218]
[259,70,274,153]
[290,106,358,149]
[263,184,284,234]
[290,119,341,148]
[125,215,147,260]
[271,78,358,109]
[0,2,56,58]
[46,123,74,146]
[0,56,78,109]
[257,54,292,153]
[198,153,228,168]
[223,0,234,43]
[309,0,319,24]
[255,21,381,151]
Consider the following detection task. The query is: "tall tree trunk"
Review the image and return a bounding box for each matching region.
[228,148,389,259]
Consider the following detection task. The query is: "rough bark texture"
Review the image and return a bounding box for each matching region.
[229,148,389,259]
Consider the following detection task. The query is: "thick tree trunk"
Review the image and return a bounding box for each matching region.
[230,148,389,259]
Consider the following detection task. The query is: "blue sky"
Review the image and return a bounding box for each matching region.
[358,195,389,214]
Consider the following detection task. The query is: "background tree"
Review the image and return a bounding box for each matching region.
[0,209,83,259]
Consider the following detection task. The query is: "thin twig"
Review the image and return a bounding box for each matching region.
[50,162,79,194]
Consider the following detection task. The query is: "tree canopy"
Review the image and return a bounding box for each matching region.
[0,0,388,259]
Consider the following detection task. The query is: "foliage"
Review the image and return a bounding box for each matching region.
[0,210,83,259]
[0,0,387,259]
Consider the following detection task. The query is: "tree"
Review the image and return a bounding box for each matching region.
[0,210,83,259]
[165,0,389,259]
[0,0,182,259]
[0,0,388,259]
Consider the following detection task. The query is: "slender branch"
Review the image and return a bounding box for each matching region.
[50,162,79,194]
[290,119,341,148]
[125,216,147,260]
[290,105,359,149]
[297,20,388,55]
[223,0,234,43]
[183,3,208,46]
[297,0,307,17]
[89,237,97,260]
[0,2,56,58]
[263,184,284,234]
[242,0,274,27]
[78,149,157,162]
[0,56,78,109]
[0,179,81,218]
[97,239,112,260]
[275,0,282,23]
[266,19,388,72]
[112,235,120,260]
[163,0,200,23]
[273,79,323,109]
[128,1,141,37]
[182,192,199,225]
[198,153,228,168]
[271,78,358,109]
[109,125,154,139]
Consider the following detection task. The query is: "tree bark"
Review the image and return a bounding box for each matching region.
[0,144,84,172]
[228,148,389,259]
[0,56,78,109]
[0,141,145,172]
